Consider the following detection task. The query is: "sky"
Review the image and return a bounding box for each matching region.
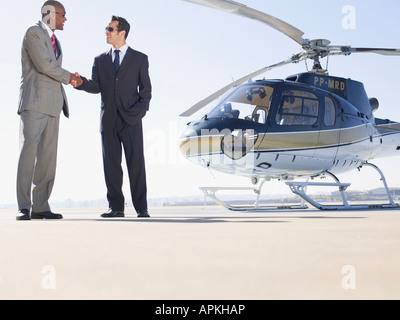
[1,0,400,207]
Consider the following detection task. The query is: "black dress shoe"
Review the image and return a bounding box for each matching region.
[16,209,31,221]
[101,209,125,218]
[31,211,63,220]
[137,210,150,218]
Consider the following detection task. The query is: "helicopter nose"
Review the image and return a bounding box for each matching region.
[179,124,224,167]
[179,129,214,159]
[179,124,259,167]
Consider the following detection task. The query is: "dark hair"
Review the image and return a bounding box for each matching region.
[41,1,63,18]
[112,16,130,39]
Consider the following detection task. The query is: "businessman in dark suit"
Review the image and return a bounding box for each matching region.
[75,16,152,218]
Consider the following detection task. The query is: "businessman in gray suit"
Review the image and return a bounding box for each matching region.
[16,1,80,220]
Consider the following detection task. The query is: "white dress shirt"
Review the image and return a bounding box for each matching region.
[112,44,129,65]
[41,21,59,59]
[41,20,54,38]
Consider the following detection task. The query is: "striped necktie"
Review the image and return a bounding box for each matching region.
[114,50,120,72]
[51,34,57,59]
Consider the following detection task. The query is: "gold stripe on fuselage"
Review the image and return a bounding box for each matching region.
[256,125,370,151]
[180,135,224,157]
[180,125,370,157]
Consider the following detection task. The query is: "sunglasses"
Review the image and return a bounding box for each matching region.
[105,27,118,32]
[55,12,66,18]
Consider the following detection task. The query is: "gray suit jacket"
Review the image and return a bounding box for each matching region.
[18,21,71,118]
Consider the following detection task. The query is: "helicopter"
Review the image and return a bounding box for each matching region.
[178,0,400,211]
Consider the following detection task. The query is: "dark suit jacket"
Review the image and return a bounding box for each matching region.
[77,47,151,131]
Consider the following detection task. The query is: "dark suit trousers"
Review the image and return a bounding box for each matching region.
[101,112,147,213]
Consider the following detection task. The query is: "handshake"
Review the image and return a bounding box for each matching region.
[69,72,83,88]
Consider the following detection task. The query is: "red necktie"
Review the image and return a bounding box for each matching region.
[51,34,57,58]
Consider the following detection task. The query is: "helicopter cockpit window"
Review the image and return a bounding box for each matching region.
[252,107,267,124]
[207,85,274,123]
[324,97,336,126]
[276,90,319,126]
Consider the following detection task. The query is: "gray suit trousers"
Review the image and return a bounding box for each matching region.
[17,110,60,212]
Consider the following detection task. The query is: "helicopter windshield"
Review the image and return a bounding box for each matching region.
[207,85,274,124]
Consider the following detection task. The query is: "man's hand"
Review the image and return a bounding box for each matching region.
[70,73,83,87]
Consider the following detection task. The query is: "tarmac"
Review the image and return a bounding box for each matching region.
[0,205,399,300]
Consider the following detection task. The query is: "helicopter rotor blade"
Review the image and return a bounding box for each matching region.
[181,0,307,46]
[179,55,304,117]
[329,46,400,56]
[180,1,400,118]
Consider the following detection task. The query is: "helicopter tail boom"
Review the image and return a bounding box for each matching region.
[374,120,400,158]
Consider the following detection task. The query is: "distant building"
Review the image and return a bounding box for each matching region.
[368,188,400,200]
[331,188,400,201]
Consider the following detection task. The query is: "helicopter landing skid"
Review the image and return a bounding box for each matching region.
[286,164,400,210]
[200,163,399,211]
[199,178,308,212]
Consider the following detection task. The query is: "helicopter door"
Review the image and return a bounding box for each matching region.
[274,89,320,158]
[314,96,340,165]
